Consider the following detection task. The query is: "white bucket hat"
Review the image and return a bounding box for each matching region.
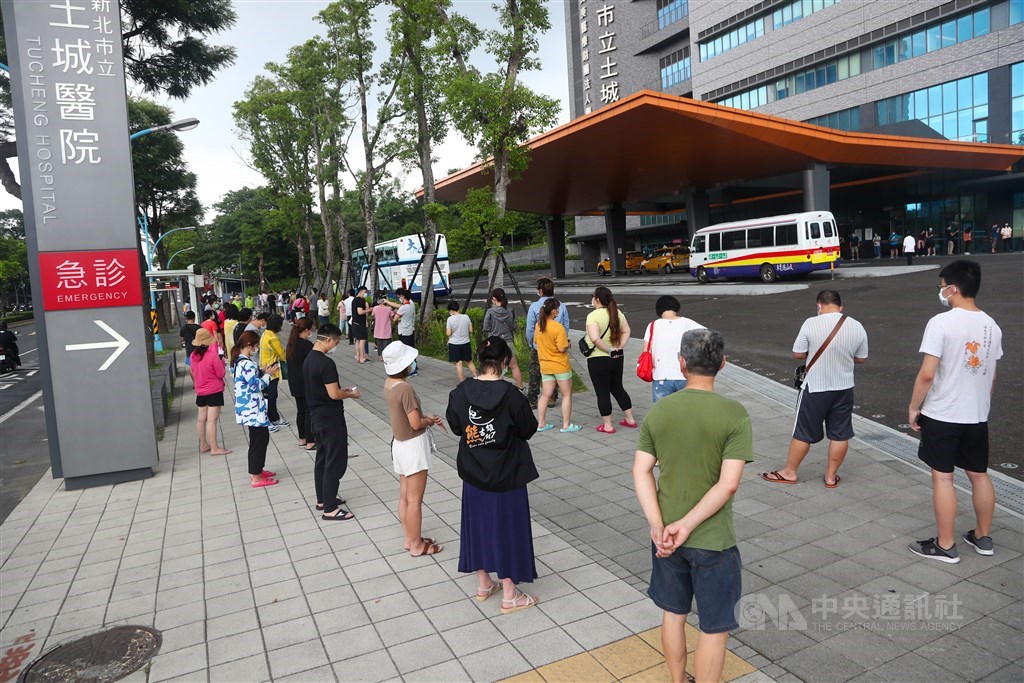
[382,342,419,376]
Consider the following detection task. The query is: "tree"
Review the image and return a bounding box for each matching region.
[0,209,27,312]
[0,0,238,199]
[437,0,560,297]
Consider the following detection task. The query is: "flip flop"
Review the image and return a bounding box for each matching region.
[251,478,278,488]
[536,424,554,432]
[595,424,616,434]
[824,475,841,489]
[761,471,797,485]
[261,470,276,479]
[315,498,345,510]
[304,444,316,451]
[322,508,355,521]
[619,419,638,428]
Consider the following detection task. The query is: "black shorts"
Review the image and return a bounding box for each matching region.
[792,387,854,444]
[196,392,225,407]
[448,342,472,362]
[351,324,368,341]
[917,414,989,473]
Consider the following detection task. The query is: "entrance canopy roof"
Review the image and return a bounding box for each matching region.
[432,91,1024,216]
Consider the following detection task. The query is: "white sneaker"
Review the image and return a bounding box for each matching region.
[269,424,279,433]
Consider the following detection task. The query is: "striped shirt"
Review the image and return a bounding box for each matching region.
[793,312,868,392]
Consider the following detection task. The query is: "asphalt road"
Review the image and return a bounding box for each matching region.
[0,321,50,523]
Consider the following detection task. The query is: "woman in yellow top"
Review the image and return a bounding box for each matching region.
[585,286,636,434]
[259,314,289,430]
[533,299,580,433]
[223,304,239,361]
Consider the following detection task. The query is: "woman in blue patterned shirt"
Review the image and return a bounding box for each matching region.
[233,331,279,488]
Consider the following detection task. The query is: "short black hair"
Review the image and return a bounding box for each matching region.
[238,307,252,321]
[655,295,680,316]
[536,277,554,297]
[357,286,368,294]
[254,312,269,321]
[817,290,842,307]
[447,300,461,312]
[266,314,284,333]
[317,323,343,340]
[185,311,196,320]
[478,335,512,374]
[939,259,981,298]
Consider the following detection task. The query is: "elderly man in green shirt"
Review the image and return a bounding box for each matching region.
[633,328,753,683]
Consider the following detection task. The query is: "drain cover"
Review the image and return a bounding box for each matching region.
[19,626,160,683]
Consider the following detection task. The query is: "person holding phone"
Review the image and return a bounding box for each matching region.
[232,331,278,488]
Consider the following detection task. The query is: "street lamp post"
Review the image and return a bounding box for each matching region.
[129,117,200,141]
[167,246,195,268]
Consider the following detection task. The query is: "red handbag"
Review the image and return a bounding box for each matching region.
[636,322,655,383]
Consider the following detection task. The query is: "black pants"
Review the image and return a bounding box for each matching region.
[247,426,270,475]
[906,252,914,265]
[312,413,349,514]
[587,355,632,417]
[265,378,280,422]
[295,396,310,441]
[398,333,415,348]
[347,317,354,344]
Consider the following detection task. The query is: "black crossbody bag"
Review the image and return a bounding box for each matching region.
[794,315,847,390]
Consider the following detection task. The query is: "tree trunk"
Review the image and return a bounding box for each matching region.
[303,206,319,294]
[410,47,439,326]
[0,158,22,200]
[296,233,307,292]
[257,253,265,293]
[357,68,380,298]
[485,155,512,295]
[313,126,336,295]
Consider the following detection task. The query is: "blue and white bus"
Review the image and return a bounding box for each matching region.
[353,234,451,300]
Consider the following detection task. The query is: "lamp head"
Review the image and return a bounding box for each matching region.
[169,117,200,133]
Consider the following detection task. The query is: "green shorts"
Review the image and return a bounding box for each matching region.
[542,371,573,382]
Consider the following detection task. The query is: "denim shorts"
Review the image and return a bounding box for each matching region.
[647,543,742,634]
[652,378,687,403]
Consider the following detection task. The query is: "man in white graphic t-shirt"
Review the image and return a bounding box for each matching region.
[761,290,868,487]
[908,260,1003,564]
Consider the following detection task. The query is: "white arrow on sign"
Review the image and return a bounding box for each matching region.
[65,320,130,371]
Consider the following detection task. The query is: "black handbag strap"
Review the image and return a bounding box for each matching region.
[586,323,610,349]
[806,315,847,372]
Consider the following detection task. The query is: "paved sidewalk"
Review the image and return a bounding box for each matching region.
[0,328,1021,682]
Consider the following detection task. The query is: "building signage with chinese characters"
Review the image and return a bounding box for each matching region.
[3,0,159,488]
[578,1,620,114]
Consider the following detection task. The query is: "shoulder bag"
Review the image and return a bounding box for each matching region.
[794,315,847,390]
[578,322,609,357]
[636,321,655,382]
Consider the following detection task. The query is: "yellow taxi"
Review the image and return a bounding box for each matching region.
[640,246,690,274]
[597,251,645,275]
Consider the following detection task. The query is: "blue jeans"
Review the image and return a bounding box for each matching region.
[652,379,687,403]
[647,544,742,633]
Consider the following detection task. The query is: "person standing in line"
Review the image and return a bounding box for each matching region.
[371,294,395,360]
[586,286,637,434]
[259,314,289,432]
[316,292,331,328]
[446,300,477,382]
[303,324,360,520]
[889,230,901,258]
[232,331,278,489]
[483,288,523,390]
[908,260,1002,564]
[1000,223,1013,253]
[963,227,973,254]
[222,305,239,361]
[525,277,569,409]
[903,233,916,265]
[925,228,936,256]
[390,289,417,350]
[849,233,860,260]
[244,311,267,337]
[761,290,868,486]
[351,287,370,363]
[644,295,705,403]
[179,310,201,383]
[191,328,231,456]
[946,224,959,255]
[533,299,579,433]
[342,289,355,345]
[633,329,753,683]
[447,337,540,614]
[383,342,444,557]
[990,224,999,253]
[286,318,316,452]
[234,309,252,347]
[872,233,882,259]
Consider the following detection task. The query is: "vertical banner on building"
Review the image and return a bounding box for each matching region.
[2,0,158,488]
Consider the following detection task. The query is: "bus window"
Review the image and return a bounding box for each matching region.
[776,223,799,245]
[722,229,746,250]
[809,222,821,239]
[823,221,835,237]
[709,233,721,251]
[749,226,774,248]
[692,235,706,253]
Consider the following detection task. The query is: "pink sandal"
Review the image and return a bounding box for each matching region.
[595,425,616,434]
[261,470,276,479]
[619,419,638,428]
[252,478,278,488]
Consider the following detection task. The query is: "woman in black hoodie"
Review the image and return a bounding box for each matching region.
[482,288,524,391]
[446,336,540,614]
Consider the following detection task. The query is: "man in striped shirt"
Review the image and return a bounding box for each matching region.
[762,290,869,487]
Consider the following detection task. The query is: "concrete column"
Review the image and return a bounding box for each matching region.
[803,163,830,211]
[604,204,627,277]
[544,215,566,278]
[685,188,710,236]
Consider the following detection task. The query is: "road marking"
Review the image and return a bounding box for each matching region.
[21,348,37,357]
[0,390,43,424]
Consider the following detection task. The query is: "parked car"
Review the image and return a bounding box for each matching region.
[641,246,690,273]
[597,251,645,275]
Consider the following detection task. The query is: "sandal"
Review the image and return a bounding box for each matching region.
[410,539,443,557]
[560,424,582,433]
[595,424,616,434]
[619,419,638,428]
[315,498,346,510]
[475,580,501,602]
[536,424,554,432]
[321,508,355,521]
[261,470,276,479]
[824,475,841,489]
[251,478,278,488]
[304,443,316,451]
[501,590,539,614]
[761,471,797,485]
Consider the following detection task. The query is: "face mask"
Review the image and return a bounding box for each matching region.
[410,360,418,374]
[938,285,953,307]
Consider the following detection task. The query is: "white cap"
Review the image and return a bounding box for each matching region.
[382,342,419,376]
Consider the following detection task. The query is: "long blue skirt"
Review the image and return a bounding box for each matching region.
[458,482,538,585]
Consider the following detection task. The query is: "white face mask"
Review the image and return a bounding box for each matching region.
[938,285,953,307]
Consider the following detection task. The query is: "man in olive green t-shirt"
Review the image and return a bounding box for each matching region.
[633,328,753,683]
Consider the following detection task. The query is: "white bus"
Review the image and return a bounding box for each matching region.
[352,234,451,300]
[688,211,841,283]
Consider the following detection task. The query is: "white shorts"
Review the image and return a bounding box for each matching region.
[392,430,435,476]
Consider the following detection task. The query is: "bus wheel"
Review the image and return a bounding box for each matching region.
[696,266,710,283]
[760,263,778,283]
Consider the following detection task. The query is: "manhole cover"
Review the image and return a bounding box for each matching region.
[19,626,161,683]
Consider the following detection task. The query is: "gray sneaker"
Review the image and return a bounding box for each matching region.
[909,538,960,564]
[963,530,994,555]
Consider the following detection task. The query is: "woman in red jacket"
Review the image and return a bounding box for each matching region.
[192,328,231,455]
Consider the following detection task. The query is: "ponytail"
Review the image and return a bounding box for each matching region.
[539,298,559,334]
[594,287,620,344]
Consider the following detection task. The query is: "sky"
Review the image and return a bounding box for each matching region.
[1,0,571,219]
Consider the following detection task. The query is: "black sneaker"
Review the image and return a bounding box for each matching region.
[908,538,960,564]
[963,530,994,556]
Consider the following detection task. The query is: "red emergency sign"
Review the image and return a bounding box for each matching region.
[39,249,143,311]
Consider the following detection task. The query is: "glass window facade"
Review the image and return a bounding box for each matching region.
[639,214,683,227]
[871,7,990,71]
[718,86,769,111]
[805,107,862,131]
[876,73,988,142]
[773,0,842,30]
[1012,62,1024,145]
[660,49,691,89]
[657,0,688,30]
[1012,0,1023,25]
[774,53,860,101]
[699,17,764,61]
